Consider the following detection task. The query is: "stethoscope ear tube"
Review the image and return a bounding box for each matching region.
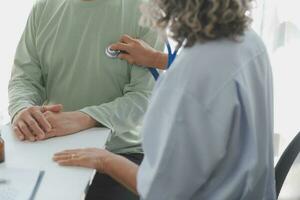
[166,41,179,69]
[148,68,160,81]
[149,41,178,81]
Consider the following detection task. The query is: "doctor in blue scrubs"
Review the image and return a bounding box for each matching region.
[54,0,276,199]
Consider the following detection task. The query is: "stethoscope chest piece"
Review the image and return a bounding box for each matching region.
[105,47,121,58]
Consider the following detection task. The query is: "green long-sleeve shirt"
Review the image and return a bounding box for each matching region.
[8,0,163,154]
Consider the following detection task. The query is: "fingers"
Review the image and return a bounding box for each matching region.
[55,148,98,154]
[13,107,48,141]
[42,130,56,140]
[42,104,63,113]
[18,120,35,142]
[54,159,71,165]
[119,34,135,44]
[23,115,46,140]
[54,149,82,156]
[53,154,74,161]
[110,43,130,53]
[56,159,84,167]
[12,105,65,142]
[31,110,52,133]
[118,54,135,65]
[110,35,138,53]
[53,155,78,166]
[13,126,24,141]
[53,151,84,167]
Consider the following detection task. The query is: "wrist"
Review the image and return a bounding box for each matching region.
[100,151,117,173]
[74,112,97,129]
[12,107,29,124]
[153,51,168,70]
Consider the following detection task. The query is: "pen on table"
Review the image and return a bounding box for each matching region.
[0,178,9,184]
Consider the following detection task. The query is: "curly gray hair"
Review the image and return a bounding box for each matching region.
[140,0,253,47]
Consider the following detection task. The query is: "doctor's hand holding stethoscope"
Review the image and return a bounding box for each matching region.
[109,35,168,70]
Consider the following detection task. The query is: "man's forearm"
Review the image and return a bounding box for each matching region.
[103,153,139,194]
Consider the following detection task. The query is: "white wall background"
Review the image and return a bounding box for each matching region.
[254,0,300,144]
[0,1,34,125]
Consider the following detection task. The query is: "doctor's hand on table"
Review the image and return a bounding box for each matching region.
[53,148,110,172]
[110,34,168,69]
[12,104,97,142]
[53,147,139,194]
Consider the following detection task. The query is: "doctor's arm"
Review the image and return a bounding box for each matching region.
[110,35,168,70]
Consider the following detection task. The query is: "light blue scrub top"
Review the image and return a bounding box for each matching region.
[137,30,276,200]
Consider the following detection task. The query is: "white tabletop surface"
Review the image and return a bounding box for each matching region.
[0,125,110,200]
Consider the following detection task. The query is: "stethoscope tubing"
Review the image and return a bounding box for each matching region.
[149,41,179,81]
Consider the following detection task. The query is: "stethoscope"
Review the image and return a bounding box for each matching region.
[105,40,179,81]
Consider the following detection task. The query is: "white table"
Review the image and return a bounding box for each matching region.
[0,125,110,200]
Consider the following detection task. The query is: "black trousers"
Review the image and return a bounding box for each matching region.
[85,153,144,200]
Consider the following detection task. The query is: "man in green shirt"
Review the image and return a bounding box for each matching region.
[8,0,163,199]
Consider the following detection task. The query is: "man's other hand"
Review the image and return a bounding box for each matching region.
[12,105,63,141]
[42,111,97,139]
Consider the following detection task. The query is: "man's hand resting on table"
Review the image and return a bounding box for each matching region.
[12,104,63,141]
[12,104,97,141]
[42,111,97,139]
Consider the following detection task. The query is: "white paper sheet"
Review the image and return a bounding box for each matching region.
[0,168,44,200]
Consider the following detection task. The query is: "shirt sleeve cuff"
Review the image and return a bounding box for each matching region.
[79,106,114,132]
[9,103,32,123]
